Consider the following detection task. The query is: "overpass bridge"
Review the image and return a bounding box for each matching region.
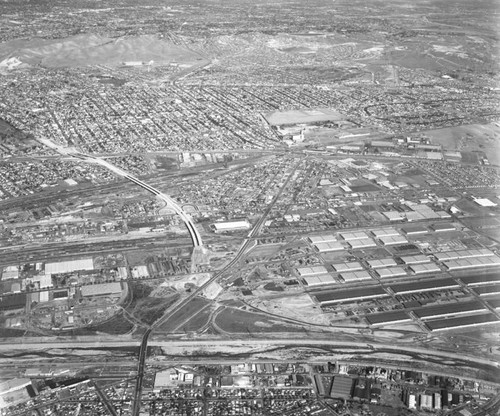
[83,153,203,248]
[37,137,203,248]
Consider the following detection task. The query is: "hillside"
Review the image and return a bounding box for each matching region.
[0,34,202,69]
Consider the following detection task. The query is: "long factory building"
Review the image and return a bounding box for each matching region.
[303,228,500,331]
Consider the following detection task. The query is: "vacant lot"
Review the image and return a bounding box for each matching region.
[155,296,211,333]
[265,108,344,126]
[90,312,135,335]
[214,307,305,334]
[421,123,500,165]
[131,294,180,326]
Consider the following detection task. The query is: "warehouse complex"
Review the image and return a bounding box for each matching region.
[298,224,500,332]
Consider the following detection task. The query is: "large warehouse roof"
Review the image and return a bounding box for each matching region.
[374,267,407,278]
[212,220,251,232]
[426,313,499,332]
[296,265,329,276]
[314,241,344,252]
[413,301,486,320]
[302,274,336,287]
[460,273,500,286]
[378,235,408,246]
[339,270,372,283]
[367,258,397,269]
[401,226,428,235]
[331,262,364,272]
[45,258,94,275]
[435,248,495,261]
[370,228,399,238]
[400,254,430,265]
[409,263,441,274]
[347,238,376,249]
[339,231,370,241]
[315,286,387,304]
[389,278,459,294]
[308,234,337,244]
[473,285,500,296]
[81,282,122,297]
[443,256,500,270]
[366,310,412,326]
[330,376,354,399]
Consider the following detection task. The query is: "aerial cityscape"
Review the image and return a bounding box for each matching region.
[0,0,499,415]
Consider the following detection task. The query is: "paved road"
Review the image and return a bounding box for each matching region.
[76,152,203,247]
[130,159,303,414]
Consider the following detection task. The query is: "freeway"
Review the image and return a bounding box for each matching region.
[80,153,203,248]
[130,159,303,415]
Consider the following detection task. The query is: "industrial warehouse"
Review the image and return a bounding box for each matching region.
[297,224,500,332]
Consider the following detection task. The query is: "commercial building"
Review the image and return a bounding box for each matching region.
[443,255,500,270]
[400,254,430,265]
[81,282,122,297]
[365,310,412,326]
[331,262,364,273]
[0,293,26,311]
[314,241,345,252]
[1,266,19,280]
[378,235,408,246]
[374,267,407,278]
[0,378,33,410]
[459,273,500,286]
[154,369,182,391]
[403,391,417,410]
[473,285,500,296]
[314,286,387,305]
[339,270,372,283]
[347,238,376,249]
[370,228,399,238]
[211,219,251,233]
[408,263,441,274]
[486,298,500,310]
[401,226,428,236]
[382,211,405,222]
[31,274,53,289]
[426,313,499,332]
[45,258,94,275]
[302,274,336,287]
[389,278,459,295]
[420,394,434,410]
[413,301,486,320]
[39,290,49,303]
[473,197,497,207]
[367,258,397,269]
[434,248,496,262]
[308,234,337,244]
[296,265,329,277]
[330,376,354,399]
[339,231,370,241]
[430,223,456,232]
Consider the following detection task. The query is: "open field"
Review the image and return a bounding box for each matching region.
[177,305,214,333]
[420,123,500,165]
[265,108,344,126]
[155,296,212,333]
[214,307,308,334]
[89,312,135,335]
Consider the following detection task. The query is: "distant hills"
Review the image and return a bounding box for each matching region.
[0,34,203,69]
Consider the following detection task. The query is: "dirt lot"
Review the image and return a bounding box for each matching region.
[419,123,500,165]
[214,307,307,334]
[155,296,212,333]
